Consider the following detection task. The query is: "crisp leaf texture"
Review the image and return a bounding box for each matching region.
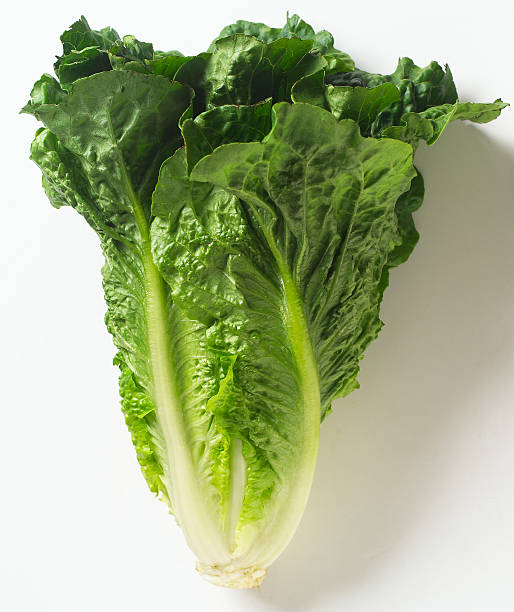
[326,57,458,134]
[27,70,193,503]
[24,14,507,589]
[54,16,120,89]
[383,99,509,147]
[191,103,416,412]
[210,12,355,72]
[182,99,273,170]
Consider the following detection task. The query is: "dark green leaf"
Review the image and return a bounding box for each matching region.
[386,169,424,268]
[59,15,120,54]
[53,16,120,89]
[182,100,273,171]
[21,74,66,115]
[291,69,328,108]
[210,13,354,72]
[147,54,193,79]
[325,83,401,133]
[55,46,112,89]
[327,57,459,135]
[383,99,509,147]
[33,71,191,210]
[192,103,416,412]
[109,35,154,72]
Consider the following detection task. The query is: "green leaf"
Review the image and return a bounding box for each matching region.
[205,35,270,106]
[280,15,354,73]
[327,57,459,135]
[386,169,424,268]
[325,83,401,133]
[27,70,193,499]
[292,76,401,136]
[26,65,263,577]
[115,351,169,501]
[32,71,191,209]
[205,17,351,110]
[181,99,273,171]
[265,38,316,97]
[192,102,416,413]
[55,46,112,89]
[53,16,120,89]
[291,69,328,108]
[172,54,211,116]
[109,35,154,72]
[21,74,66,115]
[204,34,326,111]
[59,15,120,54]
[146,54,193,79]
[383,99,509,147]
[210,13,354,72]
[147,102,416,573]
[152,133,320,568]
[209,19,283,47]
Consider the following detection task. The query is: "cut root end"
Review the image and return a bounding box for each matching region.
[196,562,266,589]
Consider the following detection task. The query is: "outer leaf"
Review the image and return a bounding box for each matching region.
[325,83,400,131]
[291,69,328,108]
[146,54,194,79]
[327,57,459,135]
[385,169,424,269]
[181,99,273,171]
[293,79,401,136]
[21,74,66,114]
[210,18,283,46]
[192,102,416,415]
[28,133,168,504]
[172,54,211,116]
[205,35,323,108]
[265,38,318,100]
[116,355,169,499]
[31,71,190,209]
[205,35,270,106]
[383,99,509,147]
[56,47,112,89]
[26,66,278,581]
[58,15,120,54]
[109,35,154,72]
[26,70,195,507]
[210,13,354,72]
[54,16,120,88]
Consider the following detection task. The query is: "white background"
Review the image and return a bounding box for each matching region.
[2,1,513,610]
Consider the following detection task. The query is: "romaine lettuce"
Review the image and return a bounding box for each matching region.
[23,15,507,588]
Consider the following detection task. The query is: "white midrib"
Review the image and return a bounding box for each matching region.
[233,229,321,569]
[223,194,321,571]
[112,116,320,574]
[109,123,231,565]
[139,237,230,564]
[138,203,320,573]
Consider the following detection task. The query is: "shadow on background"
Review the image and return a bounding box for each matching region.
[246,123,514,609]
